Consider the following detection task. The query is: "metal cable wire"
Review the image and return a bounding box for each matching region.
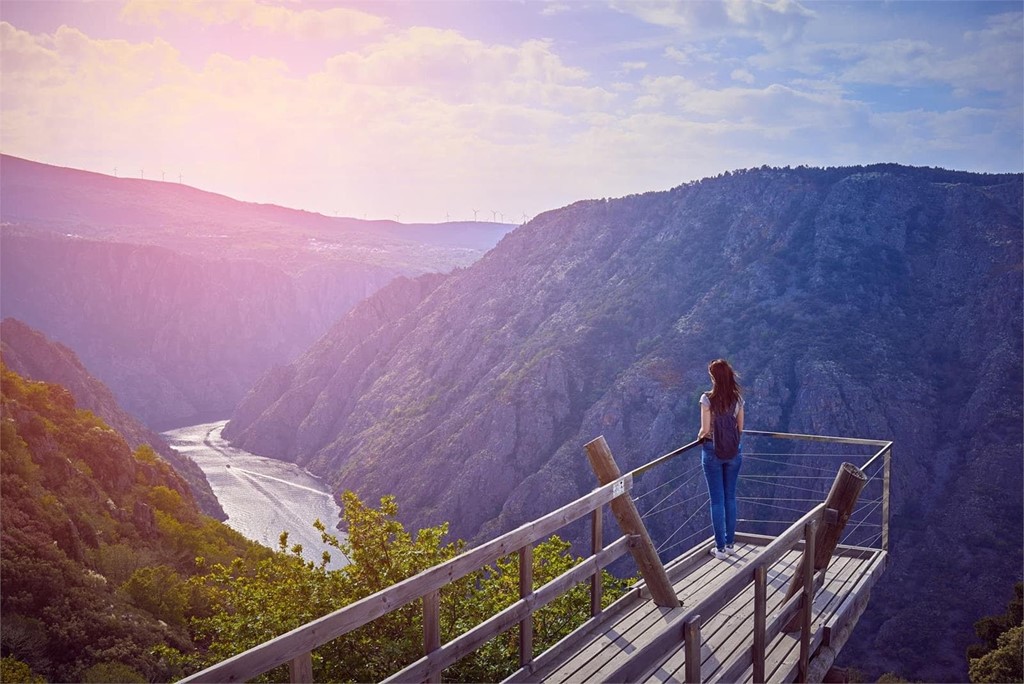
[639,467,708,519]
[656,496,711,553]
[633,462,704,503]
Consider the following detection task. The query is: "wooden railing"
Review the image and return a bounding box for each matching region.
[179,430,892,684]
[180,473,638,683]
[598,430,894,683]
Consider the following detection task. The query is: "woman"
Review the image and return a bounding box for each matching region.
[697,359,745,560]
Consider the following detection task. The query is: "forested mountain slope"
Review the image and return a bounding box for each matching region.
[0,366,257,682]
[0,318,224,519]
[228,164,1022,680]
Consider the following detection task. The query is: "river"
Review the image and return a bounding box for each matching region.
[162,420,348,568]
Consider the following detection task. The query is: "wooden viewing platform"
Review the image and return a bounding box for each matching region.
[180,430,892,684]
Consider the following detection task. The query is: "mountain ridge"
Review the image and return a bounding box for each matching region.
[226,163,1023,680]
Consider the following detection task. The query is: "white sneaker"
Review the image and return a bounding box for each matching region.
[725,544,736,555]
[709,547,728,560]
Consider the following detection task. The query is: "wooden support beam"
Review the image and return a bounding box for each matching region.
[518,546,533,669]
[799,520,817,682]
[288,653,312,684]
[591,507,603,617]
[882,445,892,552]
[585,436,679,607]
[753,565,767,684]
[784,462,866,630]
[423,590,441,683]
[684,618,702,683]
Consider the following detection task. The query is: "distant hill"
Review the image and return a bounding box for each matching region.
[0,154,514,428]
[226,164,1023,681]
[0,318,224,519]
[0,154,513,273]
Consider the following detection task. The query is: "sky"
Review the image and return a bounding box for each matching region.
[1,1,1021,224]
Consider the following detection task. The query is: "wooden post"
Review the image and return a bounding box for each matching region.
[288,652,313,683]
[591,507,603,617]
[798,520,816,682]
[585,436,679,607]
[783,462,866,629]
[684,618,702,683]
[753,566,767,683]
[518,546,533,668]
[882,445,891,552]
[423,590,441,683]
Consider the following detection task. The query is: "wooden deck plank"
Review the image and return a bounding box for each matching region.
[545,543,737,682]
[654,549,803,682]
[729,553,872,683]
[527,540,884,684]
[544,540,737,679]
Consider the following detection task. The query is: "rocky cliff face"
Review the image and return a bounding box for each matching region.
[228,165,1022,681]
[0,318,225,520]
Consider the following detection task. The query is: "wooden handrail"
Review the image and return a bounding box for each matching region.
[180,429,890,684]
[382,534,634,683]
[180,473,633,683]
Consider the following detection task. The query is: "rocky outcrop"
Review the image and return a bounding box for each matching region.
[229,164,1022,681]
[0,318,225,519]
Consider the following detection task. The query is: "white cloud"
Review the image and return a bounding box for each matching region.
[731,68,756,84]
[120,0,386,39]
[612,0,816,45]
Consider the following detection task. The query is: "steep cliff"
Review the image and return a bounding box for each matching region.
[228,164,1022,680]
[0,318,225,519]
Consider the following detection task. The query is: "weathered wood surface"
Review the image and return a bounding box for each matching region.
[783,464,866,612]
[287,653,312,684]
[533,536,883,684]
[585,436,679,608]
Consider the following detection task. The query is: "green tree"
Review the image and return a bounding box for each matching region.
[178,492,632,682]
[969,626,1023,684]
[0,656,45,683]
[968,581,1023,683]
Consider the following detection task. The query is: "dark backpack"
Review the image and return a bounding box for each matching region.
[711,401,741,460]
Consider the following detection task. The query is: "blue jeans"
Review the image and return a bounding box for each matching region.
[701,443,742,550]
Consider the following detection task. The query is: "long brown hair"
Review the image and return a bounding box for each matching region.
[707,359,741,415]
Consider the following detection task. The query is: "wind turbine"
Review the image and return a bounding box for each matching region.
[491,210,497,222]
[140,169,144,179]
[161,170,165,181]
[178,172,183,183]
[522,212,528,224]
[394,213,401,223]
[498,212,504,223]
[446,211,451,223]
[472,209,479,221]
[113,167,118,177]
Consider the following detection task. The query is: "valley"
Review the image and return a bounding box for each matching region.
[162,421,346,569]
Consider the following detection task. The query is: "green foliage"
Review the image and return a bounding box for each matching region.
[1,365,633,682]
[178,491,632,682]
[120,566,189,627]
[0,656,45,683]
[0,365,254,682]
[969,626,1023,683]
[80,661,147,683]
[968,582,1024,683]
